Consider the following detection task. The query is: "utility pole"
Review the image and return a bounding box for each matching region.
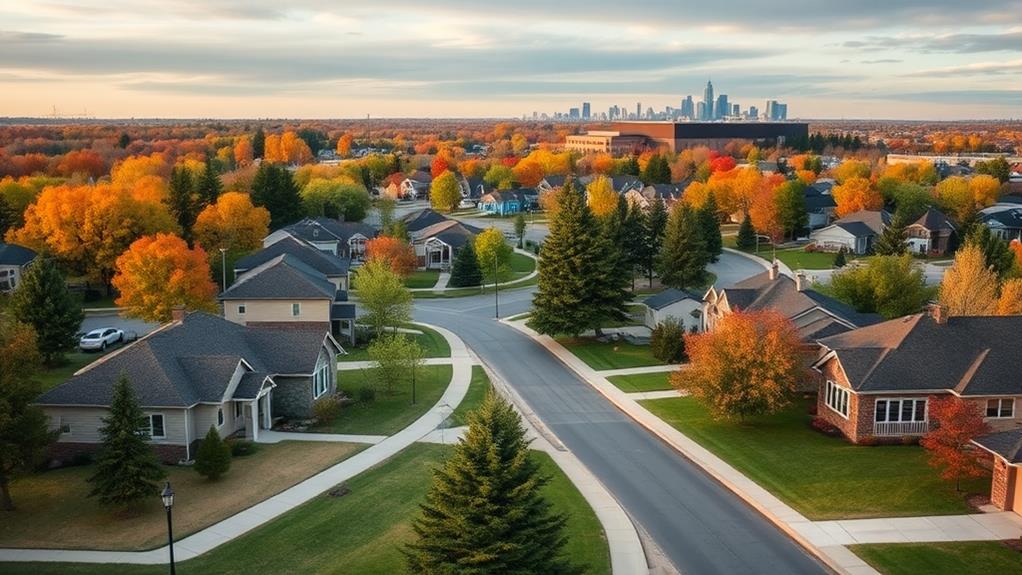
[493,254,499,319]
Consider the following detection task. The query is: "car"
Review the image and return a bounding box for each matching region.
[79,327,124,352]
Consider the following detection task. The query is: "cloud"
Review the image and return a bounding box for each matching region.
[860,58,902,64]
[856,89,1022,105]
[905,59,1022,77]
[843,30,1022,53]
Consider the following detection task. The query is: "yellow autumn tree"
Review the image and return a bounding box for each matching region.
[996,278,1022,315]
[429,171,463,213]
[939,244,998,316]
[969,175,1001,210]
[935,176,976,223]
[113,233,218,322]
[832,177,883,217]
[586,176,618,217]
[833,160,871,183]
[193,192,270,255]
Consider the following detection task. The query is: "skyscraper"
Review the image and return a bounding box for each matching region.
[636,102,642,119]
[582,102,591,120]
[702,80,714,120]
[569,107,580,119]
[749,105,759,119]
[681,95,694,119]
[715,94,729,120]
[696,101,706,122]
[732,103,740,116]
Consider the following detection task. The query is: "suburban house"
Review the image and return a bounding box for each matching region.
[803,185,837,229]
[626,183,685,210]
[263,217,378,263]
[400,171,432,200]
[973,430,1022,517]
[980,206,1022,241]
[221,253,356,344]
[612,175,644,194]
[0,242,36,293]
[536,175,567,194]
[410,220,482,270]
[905,207,956,256]
[812,309,1022,516]
[641,288,703,332]
[461,176,492,201]
[479,190,528,216]
[703,263,882,341]
[35,310,344,463]
[402,207,451,234]
[809,210,891,254]
[236,236,351,291]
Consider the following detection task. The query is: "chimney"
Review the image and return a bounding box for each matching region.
[768,260,779,281]
[795,271,806,292]
[930,303,947,325]
[171,305,187,323]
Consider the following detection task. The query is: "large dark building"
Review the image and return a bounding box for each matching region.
[604,121,809,152]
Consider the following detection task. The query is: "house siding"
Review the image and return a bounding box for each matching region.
[270,347,335,419]
[224,299,331,325]
[810,227,859,253]
[646,300,703,332]
[191,402,245,442]
[43,406,191,464]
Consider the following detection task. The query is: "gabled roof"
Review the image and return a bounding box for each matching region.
[611,175,643,192]
[803,193,837,211]
[0,242,36,266]
[412,219,480,249]
[402,208,450,233]
[909,207,955,232]
[816,314,1022,395]
[236,237,350,277]
[833,221,878,238]
[542,175,567,188]
[408,170,433,184]
[834,210,890,235]
[644,288,700,310]
[981,207,1022,229]
[221,254,336,300]
[36,313,335,408]
[279,217,368,244]
[973,429,1022,464]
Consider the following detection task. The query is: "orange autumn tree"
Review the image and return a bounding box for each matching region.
[832,177,883,217]
[512,160,544,187]
[920,396,990,491]
[674,310,804,421]
[365,236,417,278]
[233,137,254,167]
[112,233,218,322]
[335,133,354,158]
[193,192,270,255]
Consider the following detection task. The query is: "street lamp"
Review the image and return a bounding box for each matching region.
[493,253,499,319]
[161,481,176,575]
[218,247,228,290]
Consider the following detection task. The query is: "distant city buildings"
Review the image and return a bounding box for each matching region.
[565,121,809,154]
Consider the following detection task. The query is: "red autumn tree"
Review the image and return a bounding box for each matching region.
[920,396,990,491]
[56,149,107,179]
[674,310,805,421]
[430,156,450,179]
[365,236,417,278]
[709,155,736,173]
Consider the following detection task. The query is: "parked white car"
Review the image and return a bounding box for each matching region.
[79,327,124,352]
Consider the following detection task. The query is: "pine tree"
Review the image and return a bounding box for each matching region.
[252,127,265,159]
[621,198,646,291]
[736,213,756,250]
[0,193,12,238]
[658,204,709,289]
[833,247,847,268]
[168,166,196,240]
[591,198,632,332]
[405,393,582,575]
[874,214,908,256]
[449,241,483,288]
[10,258,84,365]
[642,154,671,185]
[194,426,231,480]
[251,163,304,229]
[88,375,166,508]
[966,224,1016,280]
[641,199,669,288]
[698,192,723,262]
[513,212,527,248]
[622,156,640,176]
[531,179,605,336]
[194,159,223,208]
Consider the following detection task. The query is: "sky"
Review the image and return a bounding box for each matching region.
[1,1,1021,120]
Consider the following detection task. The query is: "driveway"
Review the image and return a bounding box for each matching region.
[80,311,160,341]
[410,281,826,574]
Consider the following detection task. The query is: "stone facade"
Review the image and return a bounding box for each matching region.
[990,456,1015,511]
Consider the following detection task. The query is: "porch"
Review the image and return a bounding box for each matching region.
[423,237,452,270]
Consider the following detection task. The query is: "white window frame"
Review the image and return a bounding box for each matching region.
[874,398,927,423]
[312,356,330,399]
[986,398,1015,419]
[824,380,849,419]
[292,303,301,317]
[146,414,166,439]
[54,416,71,435]
[217,407,225,428]
[237,304,246,315]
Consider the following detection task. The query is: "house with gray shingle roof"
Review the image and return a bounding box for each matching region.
[235,236,350,290]
[35,311,344,463]
[405,212,482,270]
[641,288,703,332]
[0,242,36,293]
[262,217,378,262]
[972,429,1022,517]
[809,210,891,254]
[905,207,956,255]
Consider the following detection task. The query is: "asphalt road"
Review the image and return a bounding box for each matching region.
[413,252,827,575]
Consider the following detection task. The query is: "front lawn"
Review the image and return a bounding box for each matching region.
[0,441,363,551]
[606,371,674,393]
[322,364,453,435]
[4,445,610,575]
[639,397,987,520]
[558,338,661,371]
[448,366,492,427]
[35,350,125,391]
[851,542,1022,575]
[404,269,440,289]
[773,248,837,270]
[509,252,536,275]
[339,323,451,362]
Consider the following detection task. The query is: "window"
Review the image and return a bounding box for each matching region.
[237,304,246,315]
[874,398,927,423]
[292,303,301,317]
[146,414,166,439]
[825,380,849,418]
[313,357,330,399]
[217,407,225,427]
[55,416,70,435]
[234,402,243,419]
[986,398,1015,419]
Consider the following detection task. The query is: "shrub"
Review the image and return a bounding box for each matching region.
[226,439,258,457]
[356,385,376,405]
[194,426,232,480]
[833,247,847,268]
[649,318,687,363]
[804,243,816,253]
[313,394,344,424]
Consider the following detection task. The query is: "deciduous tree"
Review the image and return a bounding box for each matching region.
[512,160,545,187]
[193,191,270,256]
[365,236,417,278]
[233,136,254,167]
[832,177,882,217]
[996,278,1022,315]
[585,175,618,217]
[301,178,371,221]
[939,244,998,316]
[831,255,929,319]
[335,133,354,158]
[474,227,513,283]
[429,171,462,213]
[10,258,83,365]
[355,259,412,337]
[920,396,989,491]
[774,180,808,240]
[112,233,219,322]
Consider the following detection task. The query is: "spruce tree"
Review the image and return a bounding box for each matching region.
[621,198,646,291]
[698,192,723,262]
[0,193,12,237]
[658,204,709,289]
[640,199,668,288]
[405,393,582,575]
[168,166,196,240]
[833,247,847,268]
[736,213,756,250]
[252,127,265,159]
[966,224,1016,280]
[531,179,604,336]
[194,426,231,480]
[449,241,483,288]
[251,163,304,229]
[622,156,640,176]
[88,375,166,507]
[11,258,84,365]
[590,198,632,332]
[194,159,223,208]
[874,214,908,256]
[642,154,671,185]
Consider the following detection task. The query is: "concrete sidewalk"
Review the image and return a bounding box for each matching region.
[337,357,460,370]
[257,430,386,444]
[597,364,684,377]
[432,272,451,292]
[803,512,1022,545]
[0,322,474,566]
[625,390,686,401]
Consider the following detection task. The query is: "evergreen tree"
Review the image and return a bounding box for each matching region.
[252,127,265,159]
[10,258,84,365]
[621,199,646,291]
[658,204,709,289]
[698,191,723,262]
[775,180,808,240]
[513,212,527,248]
[966,224,1016,280]
[642,154,671,184]
[874,214,908,256]
[833,247,847,268]
[622,156,640,176]
[449,241,483,288]
[194,159,223,208]
[88,375,166,507]
[0,193,12,237]
[591,198,632,331]
[405,393,582,575]
[531,180,605,336]
[167,166,196,240]
[251,163,303,229]
[736,213,756,250]
[194,426,231,480]
[640,199,669,287]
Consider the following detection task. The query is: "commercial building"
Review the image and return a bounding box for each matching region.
[582,102,591,120]
[564,130,648,154]
[572,121,811,152]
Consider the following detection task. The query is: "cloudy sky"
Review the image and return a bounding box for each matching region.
[1,1,1021,119]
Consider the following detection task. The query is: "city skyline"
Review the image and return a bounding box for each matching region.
[0,1,1020,119]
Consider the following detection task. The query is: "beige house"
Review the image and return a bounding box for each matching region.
[35,311,343,463]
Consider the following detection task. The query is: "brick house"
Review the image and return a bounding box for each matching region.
[972,430,1022,516]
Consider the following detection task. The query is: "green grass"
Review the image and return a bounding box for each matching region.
[606,371,674,393]
[411,272,539,298]
[558,338,661,371]
[639,397,987,520]
[339,323,451,362]
[851,542,1022,575]
[509,252,536,274]
[2,445,610,575]
[448,366,492,427]
[404,269,441,289]
[36,351,109,391]
[772,248,838,270]
[78,294,118,309]
[322,364,453,435]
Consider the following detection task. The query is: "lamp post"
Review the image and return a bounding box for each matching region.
[493,254,499,319]
[161,482,176,575]
[218,247,228,290]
